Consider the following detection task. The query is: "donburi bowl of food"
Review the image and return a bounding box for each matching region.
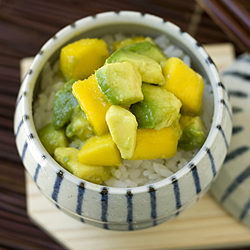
[14,11,232,231]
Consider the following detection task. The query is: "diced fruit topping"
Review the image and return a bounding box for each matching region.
[66,105,94,141]
[162,57,204,116]
[77,134,122,166]
[37,35,209,186]
[130,120,182,160]
[38,123,68,156]
[130,84,182,130]
[122,41,167,66]
[54,147,113,184]
[112,36,154,51]
[72,74,111,136]
[178,115,206,151]
[106,105,138,159]
[106,49,165,85]
[52,79,79,130]
[95,62,143,105]
[60,38,110,81]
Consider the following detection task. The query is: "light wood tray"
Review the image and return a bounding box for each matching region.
[24,44,250,250]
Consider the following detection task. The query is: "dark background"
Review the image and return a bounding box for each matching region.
[0,0,250,249]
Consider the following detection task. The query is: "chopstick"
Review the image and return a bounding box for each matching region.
[196,0,250,53]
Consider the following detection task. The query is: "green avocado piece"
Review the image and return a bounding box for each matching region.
[38,123,68,156]
[52,79,79,130]
[54,147,113,184]
[178,115,206,151]
[106,105,138,159]
[122,41,167,66]
[66,105,94,141]
[106,49,165,85]
[130,84,182,130]
[95,61,143,105]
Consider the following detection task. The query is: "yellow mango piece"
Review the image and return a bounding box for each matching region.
[60,38,110,80]
[54,147,112,185]
[162,57,204,116]
[112,36,154,51]
[78,134,121,166]
[72,74,111,135]
[130,122,182,160]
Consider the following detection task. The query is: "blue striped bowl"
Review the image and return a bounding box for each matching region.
[14,11,232,231]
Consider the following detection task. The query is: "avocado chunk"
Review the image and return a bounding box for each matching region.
[106,49,165,85]
[112,36,154,51]
[38,123,68,156]
[178,115,206,151]
[52,79,79,130]
[122,41,167,66]
[95,62,143,105]
[66,105,94,141]
[130,84,182,130]
[54,147,113,184]
[106,105,138,159]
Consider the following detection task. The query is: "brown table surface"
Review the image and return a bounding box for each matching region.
[1,0,250,249]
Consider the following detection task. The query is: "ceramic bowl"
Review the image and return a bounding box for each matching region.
[14,11,232,231]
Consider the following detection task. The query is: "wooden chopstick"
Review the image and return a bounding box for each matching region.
[196,0,250,53]
[221,0,250,31]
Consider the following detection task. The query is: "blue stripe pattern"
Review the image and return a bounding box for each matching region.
[221,165,250,203]
[16,93,23,107]
[240,198,250,221]
[15,119,24,138]
[172,179,181,216]
[228,90,248,98]
[232,126,243,135]
[223,71,250,81]
[217,125,229,149]
[190,165,201,194]
[221,99,232,121]
[224,146,249,164]
[51,171,64,209]
[21,141,28,161]
[100,188,109,229]
[76,183,85,223]
[206,148,216,177]
[149,187,157,226]
[126,191,133,230]
[232,106,243,114]
[34,164,41,183]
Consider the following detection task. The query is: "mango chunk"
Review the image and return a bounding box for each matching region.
[72,74,111,135]
[60,38,110,81]
[130,122,182,160]
[54,147,112,184]
[106,105,138,159]
[162,57,204,116]
[78,134,121,166]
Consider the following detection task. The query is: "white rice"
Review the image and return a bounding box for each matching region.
[33,34,214,188]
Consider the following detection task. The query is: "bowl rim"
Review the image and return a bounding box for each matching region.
[19,10,224,195]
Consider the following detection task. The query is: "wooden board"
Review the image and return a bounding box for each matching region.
[25,44,250,250]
